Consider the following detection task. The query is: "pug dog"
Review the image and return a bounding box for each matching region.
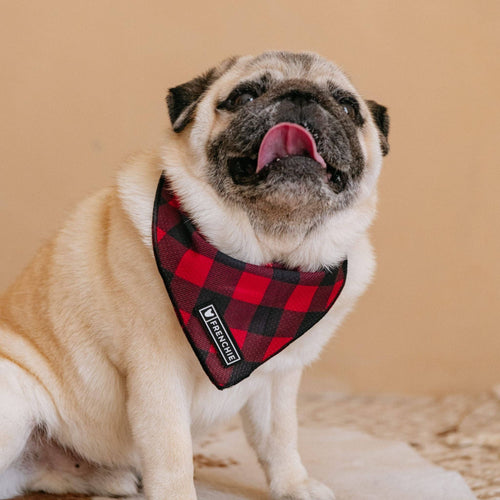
[0,51,389,500]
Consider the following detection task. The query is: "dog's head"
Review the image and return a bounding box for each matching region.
[165,51,389,244]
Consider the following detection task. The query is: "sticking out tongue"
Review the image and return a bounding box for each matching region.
[256,122,327,173]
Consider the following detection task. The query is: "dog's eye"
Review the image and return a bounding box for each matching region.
[234,93,255,106]
[342,102,356,119]
[328,85,364,126]
[335,96,364,126]
[217,88,260,111]
[337,98,358,120]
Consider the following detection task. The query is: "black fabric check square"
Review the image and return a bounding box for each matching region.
[152,175,348,389]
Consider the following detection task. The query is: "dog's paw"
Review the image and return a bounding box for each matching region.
[272,477,335,500]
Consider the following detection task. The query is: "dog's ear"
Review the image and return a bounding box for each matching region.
[366,100,390,156]
[166,68,217,133]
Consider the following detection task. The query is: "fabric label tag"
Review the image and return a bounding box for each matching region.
[197,304,242,367]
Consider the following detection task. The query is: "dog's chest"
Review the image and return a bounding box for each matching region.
[189,375,264,437]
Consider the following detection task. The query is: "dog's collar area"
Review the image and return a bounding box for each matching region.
[152,174,347,389]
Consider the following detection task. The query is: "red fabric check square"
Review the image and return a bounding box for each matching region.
[176,249,213,287]
[284,284,318,312]
[263,336,293,360]
[327,278,345,307]
[232,272,271,305]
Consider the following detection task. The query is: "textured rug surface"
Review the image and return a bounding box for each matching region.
[296,388,500,499]
[14,389,500,499]
[194,425,475,499]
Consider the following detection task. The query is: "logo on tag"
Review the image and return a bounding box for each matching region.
[203,308,215,319]
[197,304,242,367]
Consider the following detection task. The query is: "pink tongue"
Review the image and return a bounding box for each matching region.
[257,122,326,172]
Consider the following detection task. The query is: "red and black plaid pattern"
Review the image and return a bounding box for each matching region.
[152,175,348,389]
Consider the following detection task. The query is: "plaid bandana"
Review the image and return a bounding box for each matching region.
[152,175,347,389]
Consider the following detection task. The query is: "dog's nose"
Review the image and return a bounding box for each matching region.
[282,90,317,107]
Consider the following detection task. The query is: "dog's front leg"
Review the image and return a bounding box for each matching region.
[127,359,196,500]
[241,369,334,500]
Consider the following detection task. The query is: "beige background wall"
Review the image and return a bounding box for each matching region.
[1,1,498,394]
